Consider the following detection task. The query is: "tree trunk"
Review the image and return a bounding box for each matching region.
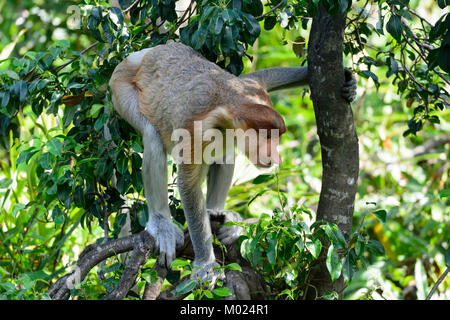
[307,5,359,299]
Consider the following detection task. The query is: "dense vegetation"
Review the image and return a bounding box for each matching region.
[0,0,448,299]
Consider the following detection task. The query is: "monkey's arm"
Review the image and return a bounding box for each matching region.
[240,67,308,92]
[241,67,357,103]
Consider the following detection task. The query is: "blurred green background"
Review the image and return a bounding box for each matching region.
[0,0,448,299]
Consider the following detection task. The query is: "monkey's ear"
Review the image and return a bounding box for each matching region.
[234,104,286,134]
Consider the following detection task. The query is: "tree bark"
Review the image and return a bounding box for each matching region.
[307,5,359,298]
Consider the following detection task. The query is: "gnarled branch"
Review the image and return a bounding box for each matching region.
[47,213,267,300]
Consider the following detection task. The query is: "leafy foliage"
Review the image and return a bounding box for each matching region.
[239,201,385,299]
[0,0,448,300]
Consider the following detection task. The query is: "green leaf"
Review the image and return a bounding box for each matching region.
[55,39,70,48]
[224,263,242,271]
[360,70,379,87]
[1,91,10,108]
[414,259,428,299]
[440,189,450,198]
[19,80,27,102]
[366,240,385,255]
[12,203,26,218]
[202,6,216,20]
[136,203,148,227]
[247,189,268,206]
[212,15,224,35]
[117,155,128,175]
[221,9,233,24]
[263,16,277,31]
[240,238,252,260]
[213,287,232,297]
[330,226,346,249]
[267,232,278,266]
[0,70,20,80]
[337,0,350,14]
[141,270,158,284]
[326,244,342,282]
[342,250,356,281]
[322,291,339,300]
[386,15,402,41]
[0,283,16,293]
[191,29,207,50]
[47,138,63,156]
[52,206,65,225]
[172,279,196,295]
[24,270,50,281]
[94,113,108,131]
[437,0,450,9]
[89,104,104,118]
[437,45,450,73]
[171,259,191,269]
[252,174,274,184]
[67,82,85,90]
[241,12,261,38]
[77,157,100,165]
[372,209,387,223]
[0,178,12,189]
[445,247,450,268]
[39,152,52,170]
[306,238,322,259]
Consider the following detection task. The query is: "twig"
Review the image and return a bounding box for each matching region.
[51,41,99,74]
[345,0,370,28]
[123,0,140,13]
[407,7,433,26]
[255,1,285,21]
[426,267,449,300]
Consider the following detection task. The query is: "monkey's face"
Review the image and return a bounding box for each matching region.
[236,129,283,168]
[255,133,282,168]
[231,103,286,168]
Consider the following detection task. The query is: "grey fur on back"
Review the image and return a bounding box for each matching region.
[131,42,270,145]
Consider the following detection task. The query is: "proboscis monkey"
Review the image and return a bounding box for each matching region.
[109,41,357,283]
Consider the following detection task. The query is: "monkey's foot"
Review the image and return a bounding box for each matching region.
[191,261,224,289]
[145,215,184,267]
[208,209,244,245]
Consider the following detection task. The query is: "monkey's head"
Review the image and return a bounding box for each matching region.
[232,104,286,168]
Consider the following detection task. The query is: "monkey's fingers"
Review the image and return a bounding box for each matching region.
[147,216,184,268]
[342,68,357,103]
[341,83,357,103]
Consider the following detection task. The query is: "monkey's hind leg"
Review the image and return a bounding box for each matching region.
[142,125,184,267]
[206,163,243,245]
[178,164,223,286]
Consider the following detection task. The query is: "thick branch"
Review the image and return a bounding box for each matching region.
[307,5,359,298]
[47,214,267,300]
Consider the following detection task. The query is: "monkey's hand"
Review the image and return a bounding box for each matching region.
[145,214,184,267]
[208,209,244,245]
[342,69,357,103]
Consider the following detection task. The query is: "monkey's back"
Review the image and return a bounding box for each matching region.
[132,42,234,144]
